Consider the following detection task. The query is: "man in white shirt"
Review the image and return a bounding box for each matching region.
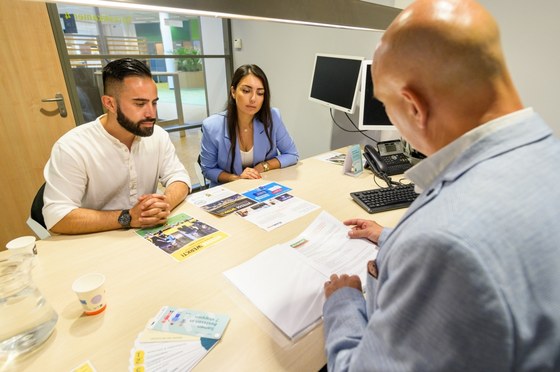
[43,58,191,234]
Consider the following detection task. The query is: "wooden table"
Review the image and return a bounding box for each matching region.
[10,149,407,371]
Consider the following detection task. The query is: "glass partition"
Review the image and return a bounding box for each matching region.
[50,4,232,187]
[53,4,231,127]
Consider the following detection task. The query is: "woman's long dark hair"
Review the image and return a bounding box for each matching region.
[227,64,274,174]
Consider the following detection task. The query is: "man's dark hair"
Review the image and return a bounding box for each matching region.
[102,58,152,95]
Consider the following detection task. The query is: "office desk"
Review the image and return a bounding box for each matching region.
[11,150,407,371]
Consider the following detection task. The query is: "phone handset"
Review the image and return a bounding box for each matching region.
[363,144,394,187]
[364,144,388,174]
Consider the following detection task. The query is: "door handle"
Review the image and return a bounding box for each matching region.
[41,93,67,117]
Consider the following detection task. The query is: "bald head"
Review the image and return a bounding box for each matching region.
[379,0,503,91]
[373,0,523,155]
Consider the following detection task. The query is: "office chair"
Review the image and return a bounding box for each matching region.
[193,154,209,192]
[26,182,50,239]
[192,125,209,192]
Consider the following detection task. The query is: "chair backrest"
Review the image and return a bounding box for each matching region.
[193,155,209,192]
[194,125,209,191]
[31,183,46,229]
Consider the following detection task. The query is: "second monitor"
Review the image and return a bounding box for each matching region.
[358,60,396,131]
[308,53,364,114]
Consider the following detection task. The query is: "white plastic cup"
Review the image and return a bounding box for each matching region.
[71,273,107,316]
[6,236,37,255]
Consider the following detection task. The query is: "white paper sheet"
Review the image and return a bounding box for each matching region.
[235,193,320,231]
[223,211,377,339]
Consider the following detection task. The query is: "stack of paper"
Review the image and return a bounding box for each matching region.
[224,211,377,340]
[129,306,230,371]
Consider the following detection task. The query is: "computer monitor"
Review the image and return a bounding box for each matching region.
[358,60,396,131]
[308,53,364,114]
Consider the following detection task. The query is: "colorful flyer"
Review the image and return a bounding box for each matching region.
[242,182,292,202]
[188,186,257,217]
[148,306,230,340]
[136,213,228,262]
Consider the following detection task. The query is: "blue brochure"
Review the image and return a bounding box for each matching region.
[148,306,230,340]
[242,182,292,202]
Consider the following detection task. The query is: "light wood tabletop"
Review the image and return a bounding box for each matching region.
[8,148,407,371]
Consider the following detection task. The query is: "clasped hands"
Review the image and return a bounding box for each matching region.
[324,218,384,299]
[130,193,171,228]
[239,166,262,180]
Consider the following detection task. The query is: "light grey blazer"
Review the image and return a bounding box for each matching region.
[323,112,560,371]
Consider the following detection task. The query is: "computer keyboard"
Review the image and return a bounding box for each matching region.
[350,183,419,214]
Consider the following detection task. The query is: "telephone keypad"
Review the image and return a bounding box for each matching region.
[380,154,412,175]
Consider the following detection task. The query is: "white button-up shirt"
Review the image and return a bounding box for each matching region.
[43,115,191,230]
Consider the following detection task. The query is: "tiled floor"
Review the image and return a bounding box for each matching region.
[156,82,207,189]
[156,82,208,124]
[168,128,204,188]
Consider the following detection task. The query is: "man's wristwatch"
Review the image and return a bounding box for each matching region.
[262,161,270,172]
[118,209,131,228]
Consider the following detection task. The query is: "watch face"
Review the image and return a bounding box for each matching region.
[118,210,131,227]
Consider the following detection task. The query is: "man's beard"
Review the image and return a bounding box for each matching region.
[116,106,156,137]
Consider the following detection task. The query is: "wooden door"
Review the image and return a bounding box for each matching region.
[0,0,75,249]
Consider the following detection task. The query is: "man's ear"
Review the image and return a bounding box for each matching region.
[401,87,428,130]
[101,95,116,113]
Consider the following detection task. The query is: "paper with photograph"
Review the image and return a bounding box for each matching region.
[136,213,228,262]
[187,186,256,217]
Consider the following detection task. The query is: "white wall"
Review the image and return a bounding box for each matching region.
[477,0,560,138]
[393,0,560,138]
[361,0,395,6]
[232,1,560,159]
[231,20,386,158]
[393,0,413,9]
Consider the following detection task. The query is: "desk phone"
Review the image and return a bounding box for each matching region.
[364,140,412,176]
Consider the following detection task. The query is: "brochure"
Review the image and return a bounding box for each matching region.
[241,182,291,202]
[148,306,230,340]
[136,213,228,262]
[129,307,229,371]
[187,187,256,217]
[234,192,319,231]
[343,144,364,176]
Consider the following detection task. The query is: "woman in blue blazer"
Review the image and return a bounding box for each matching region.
[200,64,299,187]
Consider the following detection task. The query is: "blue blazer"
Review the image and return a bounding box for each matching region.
[200,108,299,187]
